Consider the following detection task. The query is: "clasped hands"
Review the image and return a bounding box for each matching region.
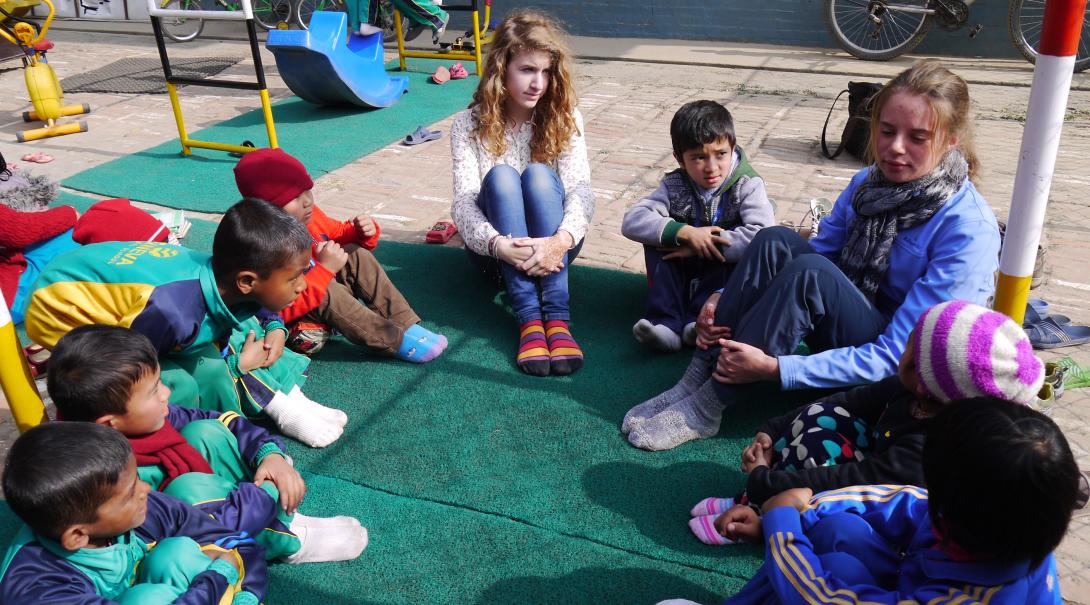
[694,292,780,384]
[495,230,574,277]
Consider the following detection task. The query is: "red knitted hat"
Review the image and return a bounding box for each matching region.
[233,148,313,207]
[72,198,171,244]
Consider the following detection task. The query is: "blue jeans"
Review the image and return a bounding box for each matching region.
[469,164,582,325]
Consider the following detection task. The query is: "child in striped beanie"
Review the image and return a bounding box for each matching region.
[687,300,1045,546]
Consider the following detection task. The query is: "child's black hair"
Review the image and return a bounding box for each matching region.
[2,422,132,538]
[212,197,312,279]
[924,397,1079,567]
[670,100,736,159]
[47,325,159,422]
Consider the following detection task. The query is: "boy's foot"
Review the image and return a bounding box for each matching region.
[690,497,735,517]
[545,319,583,375]
[632,319,682,353]
[620,354,713,434]
[292,513,363,529]
[358,23,382,36]
[265,393,344,448]
[516,320,550,376]
[432,15,448,45]
[394,324,447,363]
[627,381,724,451]
[682,322,698,347]
[287,386,348,427]
[284,522,368,564]
[688,514,737,546]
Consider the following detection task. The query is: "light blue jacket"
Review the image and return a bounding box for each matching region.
[777,167,1000,390]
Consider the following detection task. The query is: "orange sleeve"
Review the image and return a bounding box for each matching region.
[359,219,380,251]
[306,206,356,245]
[280,261,335,323]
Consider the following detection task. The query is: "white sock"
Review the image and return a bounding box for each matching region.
[358,23,382,35]
[284,522,368,564]
[288,385,348,427]
[292,513,362,529]
[264,391,344,448]
[633,319,682,352]
[682,322,698,347]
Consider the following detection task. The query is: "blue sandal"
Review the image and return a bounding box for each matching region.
[1026,316,1090,350]
[1023,298,1071,328]
[403,126,442,146]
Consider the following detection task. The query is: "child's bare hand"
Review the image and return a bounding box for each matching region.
[260,329,286,368]
[678,225,730,262]
[714,339,779,384]
[741,432,773,472]
[204,548,241,574]
[763,488,814,514]
[253,454,306,514]
[659,245,696,261]
[714,504,762,543]
[315,240,348,274]
[353,215,377,239]
[237,330,267,373]
[695,292,731,349]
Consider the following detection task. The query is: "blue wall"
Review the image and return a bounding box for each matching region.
[448,1,1022,60]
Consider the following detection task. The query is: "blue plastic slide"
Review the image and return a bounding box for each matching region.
[267,11,408,108]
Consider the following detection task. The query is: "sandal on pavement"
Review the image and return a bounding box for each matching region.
[21,151,54,164]
[449,63,468,80]
[1023,298,1071,328]
[1026,316,1090,350]
[403,126,442,146]
[430,65,450,84]
[425,220,457,244]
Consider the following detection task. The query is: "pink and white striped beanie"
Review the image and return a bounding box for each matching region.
[913,300,1044,405]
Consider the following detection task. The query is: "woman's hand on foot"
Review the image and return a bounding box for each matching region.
[714,504,762,543]
[254,453,307,514]
[713,340,779,384]
[695,292,731,349]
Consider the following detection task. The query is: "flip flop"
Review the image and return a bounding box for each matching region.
[1023,298,1071,328]
[403,126,442,146]
[1025,316,1090,350]
[21,151,54,164]
[425,220,458,243]
[431,65,450,84]
[449,62,469,80]
[229,140,256,158]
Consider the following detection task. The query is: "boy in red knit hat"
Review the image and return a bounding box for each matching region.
[234,148,446,363]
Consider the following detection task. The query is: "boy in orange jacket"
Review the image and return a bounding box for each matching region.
[235,148,446,363]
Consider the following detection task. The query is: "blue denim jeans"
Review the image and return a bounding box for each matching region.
[468,164,582,324]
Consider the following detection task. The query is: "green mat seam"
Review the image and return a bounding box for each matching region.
[299,469,752,581]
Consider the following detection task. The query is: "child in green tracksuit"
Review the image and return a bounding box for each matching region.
[24,198,347,448]
[48,324,369,564]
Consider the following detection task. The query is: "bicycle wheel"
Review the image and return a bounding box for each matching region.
[293,0,345,30]
[1009,0,1090,73]
[823,0,933,61]
[251,0,292,29]
[159,0,204,43]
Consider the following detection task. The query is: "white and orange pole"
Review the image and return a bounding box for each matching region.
[995,0,1088,324]
[0,292,48,433]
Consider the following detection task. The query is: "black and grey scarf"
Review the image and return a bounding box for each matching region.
[838,150,969,301]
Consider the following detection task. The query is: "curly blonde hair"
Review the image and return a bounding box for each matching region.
[470,9,579,164]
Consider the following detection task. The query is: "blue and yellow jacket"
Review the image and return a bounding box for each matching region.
[729,485,1062,605]
[0,491,267,604]
[23,241,284,356]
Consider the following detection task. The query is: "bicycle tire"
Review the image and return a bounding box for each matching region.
[293,0,345,30]
[1008,0,1090,73]
[823,0,933,61]
[251,0,291,30]
[159,0,204,43]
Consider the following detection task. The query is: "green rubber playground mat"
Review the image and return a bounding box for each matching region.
[62,59,475,214]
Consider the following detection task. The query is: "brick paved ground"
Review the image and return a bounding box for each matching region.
[2,26,1090,602]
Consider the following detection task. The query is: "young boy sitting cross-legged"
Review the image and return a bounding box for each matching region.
[48,324,369,566]
[24,198,347,448]
[0,422,268,604]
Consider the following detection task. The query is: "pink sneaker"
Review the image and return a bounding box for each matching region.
[449,62,469,80]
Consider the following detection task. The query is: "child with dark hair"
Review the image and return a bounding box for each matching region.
[48,324,368,565]
[24,198,348,448]
[660,397,1079,605]
[234,148,446,362]
[687,301,1046,545]
[0,422,269,604]
[621,100,775,352]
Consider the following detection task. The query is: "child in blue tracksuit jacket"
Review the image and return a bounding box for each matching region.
[0,422,268,604]
[47,324,368,566]
[658,398,1080,605]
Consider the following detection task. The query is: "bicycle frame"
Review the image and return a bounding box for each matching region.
[880,0,977,17]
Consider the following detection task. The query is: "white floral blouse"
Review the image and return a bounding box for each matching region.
[450,107,595,256]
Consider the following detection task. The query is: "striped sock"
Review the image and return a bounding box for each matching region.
[688,514,737,546]
[545,320,583,376]
[516,320,551,376]
[690,497,735,517]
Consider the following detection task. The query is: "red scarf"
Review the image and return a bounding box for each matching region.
[128,423,213,490]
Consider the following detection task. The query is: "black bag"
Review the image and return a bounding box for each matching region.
[821,81,883,161]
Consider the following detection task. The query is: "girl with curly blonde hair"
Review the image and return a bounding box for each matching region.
[450,9,595,377]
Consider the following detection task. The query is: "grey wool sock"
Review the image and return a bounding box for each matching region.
[620,353,713,435]
[632,319,682,353]
[627,380,725,451]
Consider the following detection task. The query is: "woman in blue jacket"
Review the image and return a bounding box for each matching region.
[623,61,1002,451]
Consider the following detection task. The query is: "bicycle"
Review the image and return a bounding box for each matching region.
[293,0,407,36]
[823,0,1090,72]
[160,0,292,42]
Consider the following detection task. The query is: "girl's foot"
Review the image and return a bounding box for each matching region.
[690,497,735,517]
[545,320,583,375]
[516,320,550,376]
[688,514,737,546]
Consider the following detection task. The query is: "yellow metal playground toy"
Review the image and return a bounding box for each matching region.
[0,0,91,142]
